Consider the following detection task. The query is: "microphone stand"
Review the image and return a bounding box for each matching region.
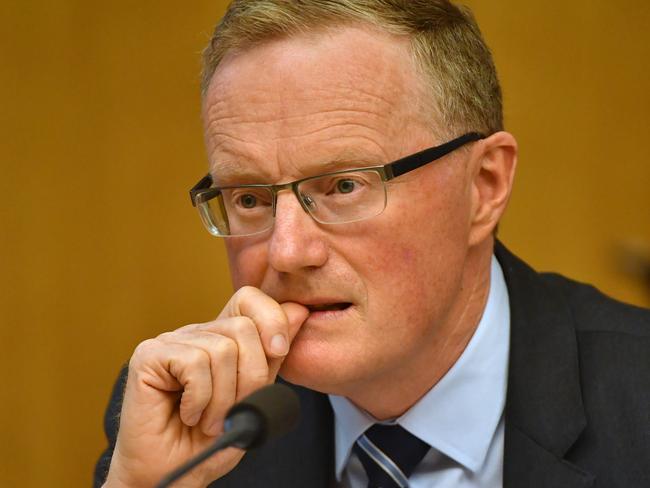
[156,410,262,488]
[155,383,299,487]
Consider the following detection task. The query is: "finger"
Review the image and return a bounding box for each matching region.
[171,317,271,399]
[158,331,239,437]
[219,286,292,358]
[268,302,309,379]
[200,317,270,400]
[199,330,246,436]
[160,318,273,435]
[130,340,213,427]
[281,302,310,342]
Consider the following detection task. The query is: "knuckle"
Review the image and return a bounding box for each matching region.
[213,336,238,360]
[129,338,165,372]
[231,316,259,337]
[236,285,258,299]
[187,346,210,367]
[155,331,175,341]
[232,286,256,308]
[131,338,158,358]
[175,322,201,333]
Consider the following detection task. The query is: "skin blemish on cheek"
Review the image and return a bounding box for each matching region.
[399,248,416,264]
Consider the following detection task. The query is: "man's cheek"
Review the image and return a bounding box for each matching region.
[227,244,268,287]
[367,249,426,311]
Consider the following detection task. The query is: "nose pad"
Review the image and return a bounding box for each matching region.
[300,193,317,211]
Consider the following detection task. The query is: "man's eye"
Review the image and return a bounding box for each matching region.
[336,179,357,194]
[238,194,258,208]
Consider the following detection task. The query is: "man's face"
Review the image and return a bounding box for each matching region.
[202,26,476,397]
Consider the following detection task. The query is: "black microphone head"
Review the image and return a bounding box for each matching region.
[225,383,300,449]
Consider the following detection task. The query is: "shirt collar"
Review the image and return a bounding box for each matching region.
[329,255,510,478]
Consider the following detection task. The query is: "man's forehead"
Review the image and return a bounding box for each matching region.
[203,25,427,118]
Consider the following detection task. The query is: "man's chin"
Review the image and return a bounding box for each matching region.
[278,339,366,396]
[279,346,337,393]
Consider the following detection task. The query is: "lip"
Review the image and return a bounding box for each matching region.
[303,302,354,322]
[272,295,356,320]
[304,301,351,311]
[280,297,352,308]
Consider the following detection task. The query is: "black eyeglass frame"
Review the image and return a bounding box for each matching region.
[189,132,485,211]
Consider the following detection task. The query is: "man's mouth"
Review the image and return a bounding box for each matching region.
[306,302,352,313]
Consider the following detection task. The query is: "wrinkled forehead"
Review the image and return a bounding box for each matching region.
[201,25,437,181]
[204,25,434,127]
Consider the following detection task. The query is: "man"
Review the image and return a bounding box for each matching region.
[96,1,650,487]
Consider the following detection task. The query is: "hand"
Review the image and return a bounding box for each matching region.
[103,287,309,488]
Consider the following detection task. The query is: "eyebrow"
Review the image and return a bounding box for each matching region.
[210,162,268,185]
[307,155,384,174]
[208,145,274,185]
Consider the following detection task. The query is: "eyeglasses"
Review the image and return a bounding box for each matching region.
[189,132,484,237]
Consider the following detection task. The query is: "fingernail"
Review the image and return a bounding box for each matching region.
[270,334,289,356]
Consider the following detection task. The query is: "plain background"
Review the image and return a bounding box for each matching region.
[1,1,649,486]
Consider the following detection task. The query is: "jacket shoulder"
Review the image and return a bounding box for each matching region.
[539,272,650,337]
[496,242,650,486]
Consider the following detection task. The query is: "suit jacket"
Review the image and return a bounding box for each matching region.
[95,242,650,487]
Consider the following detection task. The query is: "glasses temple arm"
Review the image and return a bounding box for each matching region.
[387,132,485,179]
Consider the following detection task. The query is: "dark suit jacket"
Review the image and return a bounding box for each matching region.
[95,242,650,487]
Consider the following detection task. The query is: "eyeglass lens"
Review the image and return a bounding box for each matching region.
[199,170,387,236]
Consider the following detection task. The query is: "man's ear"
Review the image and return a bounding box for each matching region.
[467,131,518,246]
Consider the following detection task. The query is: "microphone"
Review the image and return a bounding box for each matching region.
[156,383,300,488]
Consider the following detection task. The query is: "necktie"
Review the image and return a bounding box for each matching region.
[353,424,430,488]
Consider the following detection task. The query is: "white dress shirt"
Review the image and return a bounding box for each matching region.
[329,256,510,487]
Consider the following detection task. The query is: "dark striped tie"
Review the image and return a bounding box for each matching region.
[353,424,430,488]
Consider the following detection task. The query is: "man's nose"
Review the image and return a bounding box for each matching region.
[267,191,328,273]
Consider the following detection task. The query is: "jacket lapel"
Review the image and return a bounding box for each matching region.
[496,242,595,487]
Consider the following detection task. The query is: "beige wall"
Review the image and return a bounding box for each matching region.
[467,0,650,307]
[1,1,648,486]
